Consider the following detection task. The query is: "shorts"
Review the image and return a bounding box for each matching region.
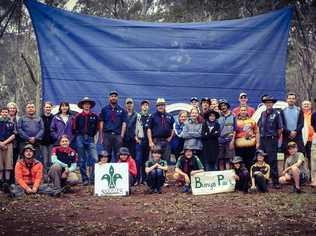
[0,143,13,170]
[218,142,235,160]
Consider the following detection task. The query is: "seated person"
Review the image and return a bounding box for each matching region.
[98,150,110,166]
[117,147,137,187]
[173,147,204,193]
[10,144,61,197]
[145,146,168,194]
[231,156,250,193]
[279,142,309,193]
[48,135,79,189]
[249,150,270,193]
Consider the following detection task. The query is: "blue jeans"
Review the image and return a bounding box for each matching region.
[76,135,97,182]
[135,140,149,183]
[146,169,165,190]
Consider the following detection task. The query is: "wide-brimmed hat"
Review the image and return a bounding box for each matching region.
[190,97,199,102]
[156,98,166,106]
[78,97,96,109]
[204,110,220,120]
[231,156,243,164]
[98,150,109,157]
[22,144,36,152]
[218,99,230,109]
[261,95,277,103]
[118,147,130,155]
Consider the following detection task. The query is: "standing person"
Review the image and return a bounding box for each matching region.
[200,97,210,118]
[180,108,203,158]
[302,100,314,169]
[48,135,79,190]
[123,98,137,159]
[173,147,204,193]
[7,102,20,174]
[210,98,219,112]
[235,105,260,171]
[99,91,127,162]
[0,107,15,189]
[258,95,283,188]
[117,147,137,187]
[231,156,250,193]
[281,93,304,156]
[232,92,256,117]
[17,102,44,161]
[40,101,54,173]
[147,98,175,164]
[172,111,188,161]
[145,146,168,194]
[72,97,99,185]
[279,142,309,193]
[249,150,270,193]
[135,100,151,185]
[201,110,220,171]
[50,102,74,146]
[217,99,236,170]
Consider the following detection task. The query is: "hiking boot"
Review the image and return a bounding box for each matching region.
[2,182,10,194]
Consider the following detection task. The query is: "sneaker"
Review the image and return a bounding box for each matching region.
[2,182,10,194]
[156,188,162,194]
[182,185,190,193]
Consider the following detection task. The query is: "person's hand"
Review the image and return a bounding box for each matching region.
[31,187,38,193]
[290,131,297,139]
[256,142,260,149]
[0,142,4,148]
[29,137,36,144]
[25,187,33,194]
[282,170,287,175]
[149,141,155,149]
[166,136,173,143]
[229,140,235,150]
[135,137,140,144]
[250,185,256,190]
[234,174,240,181]
[184,174,190,184]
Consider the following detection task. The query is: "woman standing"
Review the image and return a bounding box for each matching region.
[172,111,188,161]
[235,105,259,171]
[180,108,203,158]
[50,102,74,146]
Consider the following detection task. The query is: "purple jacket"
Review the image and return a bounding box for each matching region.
[50,114,74,144]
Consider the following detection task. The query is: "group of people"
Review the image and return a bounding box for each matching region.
[0,90,315,197]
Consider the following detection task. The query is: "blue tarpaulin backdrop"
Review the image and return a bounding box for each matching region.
[25,0,292,111]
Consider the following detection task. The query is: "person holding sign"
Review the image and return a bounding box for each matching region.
[117,147,137,187]
[249,150,270,193]
[145,146,168,194]
[231,156,250,193]
[173,147,204,193]
[97,150,110,166]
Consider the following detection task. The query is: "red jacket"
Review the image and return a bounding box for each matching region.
[118,156,137,177]
[15,159,43,190]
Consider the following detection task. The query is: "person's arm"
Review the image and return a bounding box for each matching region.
[250,166,255,188]
[17,118,30,141]
[263,165,270,180]
[15,163,30,191]
[50,118,58,141]
[145,162,158,174]
[255,125,260,149]
[32,163,43,192]
[175,167,188,177]
[51,154,68,168]
[147,128,154,148]
[68,162,77,172]
[157,161,168,171]
[129,158,137,177]
[3,134,15,145]
[35,118,45,141]
[167,129,175,142]
[295,110,304,134]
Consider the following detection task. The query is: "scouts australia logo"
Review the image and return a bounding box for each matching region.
[101,165,122,188]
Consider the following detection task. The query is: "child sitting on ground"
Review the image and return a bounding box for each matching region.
[249,150,270,193]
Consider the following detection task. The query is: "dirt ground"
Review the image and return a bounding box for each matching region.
[1,179,316,236]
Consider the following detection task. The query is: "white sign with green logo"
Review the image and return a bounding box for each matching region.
[191,170,236,195]
[95,163,129,196]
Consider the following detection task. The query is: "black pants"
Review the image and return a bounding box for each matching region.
[254,174,268,192]
[146,169,165,190]
[305,141,312,169]
[235,170,250,193]
[260,136,279,185]
[103,133,121,162]
[235,146,256,171]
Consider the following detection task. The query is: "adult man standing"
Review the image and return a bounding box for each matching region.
[281,93,304,155]
[73,97,99,185]
[17,102,44,160]
[258,95,283,188]
[200,97,210,119]
[303,100,314,167]
[99,91,127,162]
[147,98,175,163]
[123,98,138,159]
[232,92,256,117]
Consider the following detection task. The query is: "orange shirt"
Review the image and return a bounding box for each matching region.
[235,117,257,139]
[303,111,314,142]
[233,106,256,117]
[15,159,43,190]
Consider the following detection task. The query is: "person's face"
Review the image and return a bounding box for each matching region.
[26,104,36,116]
[141,103,149,112]
[288,146,297,155]
[119,154,128,161]
[210,101,218,110]
[60,137,70,148]
[126,102,134,110]
[0,109,9,118]
[152,152,161,161]
[234,162,240,169]
[239,96,248,105]
[287,95,296,106]
[24,149,34,159]
[208,113,216,122]
[82,102,91,111]
[8,106,17,116]
[100,156,109,163]
[184,149,193,159]
[302,101,311,112]
[109,94,118,104]
[191,100,199,108]
[157,104,165,113]
[219,104,228,112]
[60,104,69,114]
[257,155,265,162]
[239,107,248,117]
[44,103,52,115]
[190,109,199,120]
[201,101,209,110]
[264,101,273,110]
[179,112,188,124]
